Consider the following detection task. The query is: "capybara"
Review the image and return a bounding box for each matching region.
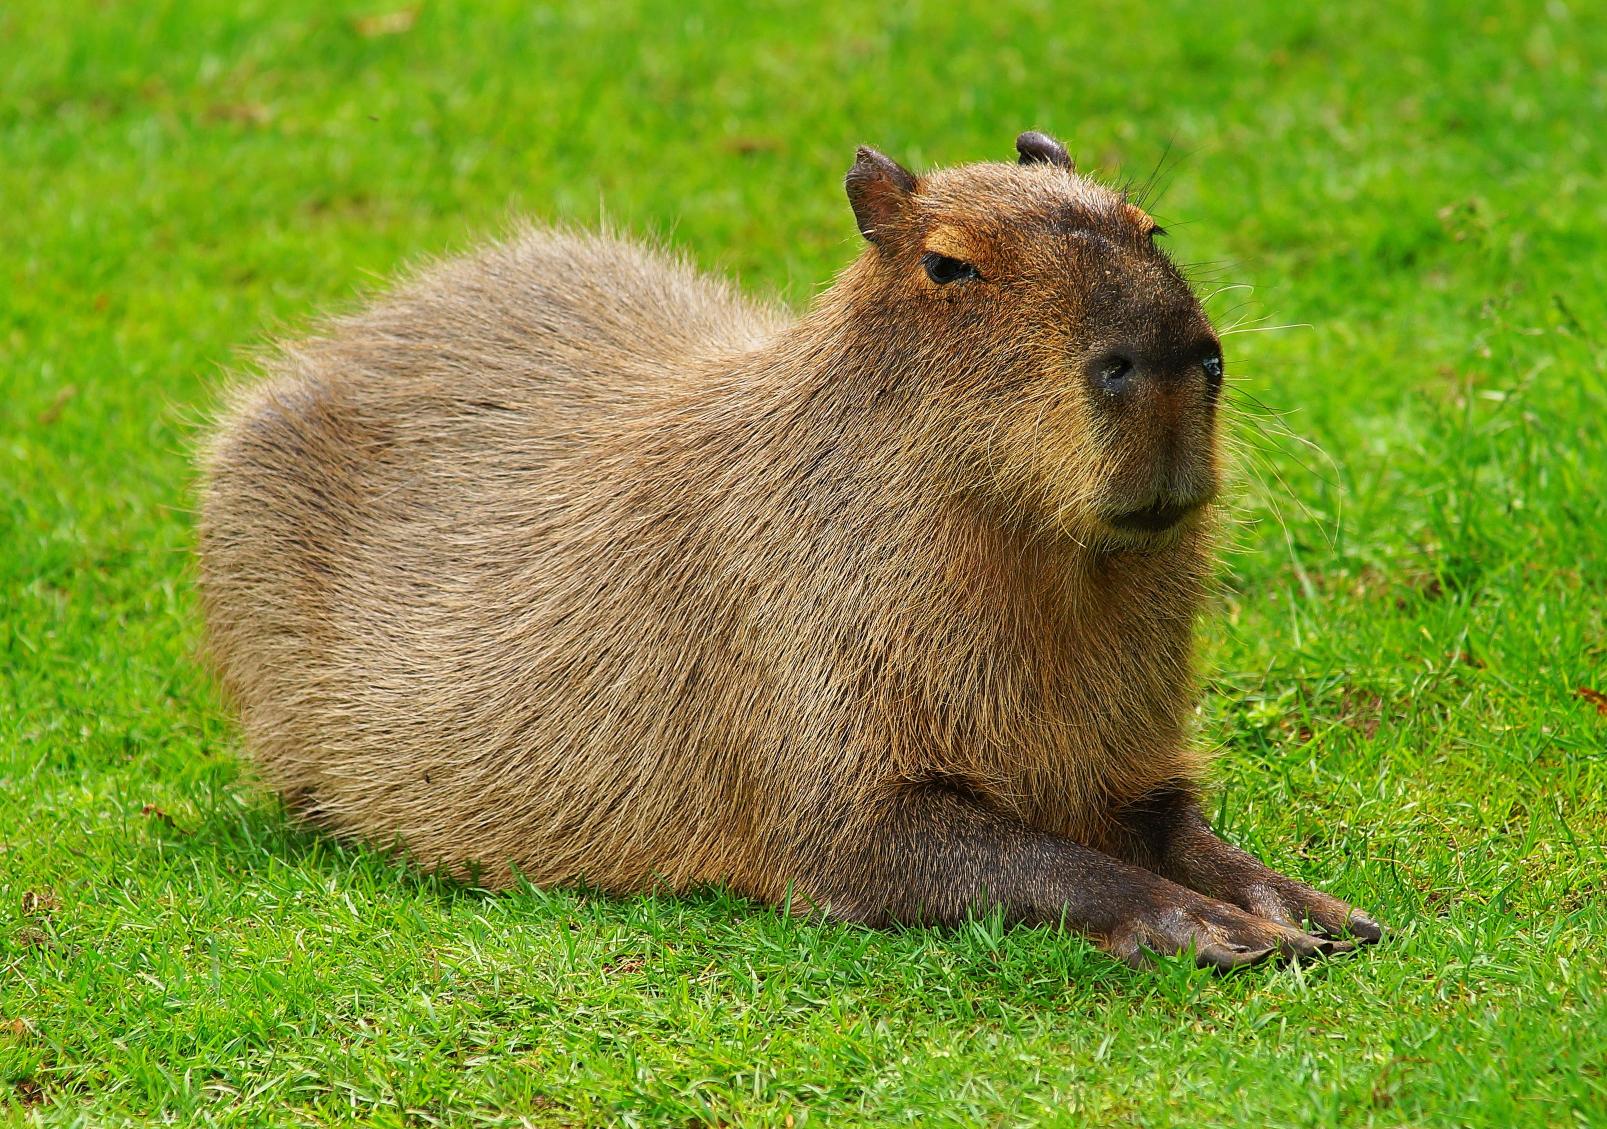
[198,131,1381,968]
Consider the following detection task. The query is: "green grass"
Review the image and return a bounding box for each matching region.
[3,0,1605,1124]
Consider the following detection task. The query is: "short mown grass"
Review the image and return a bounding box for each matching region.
[3,1,1604,1125]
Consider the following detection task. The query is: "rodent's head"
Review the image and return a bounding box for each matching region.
[841,132,1223,549]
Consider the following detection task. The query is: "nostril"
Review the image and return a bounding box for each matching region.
[1093,351,1136,395]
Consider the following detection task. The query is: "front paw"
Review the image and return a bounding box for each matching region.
[1102,886,1356,972]
[1230,874,1384,945]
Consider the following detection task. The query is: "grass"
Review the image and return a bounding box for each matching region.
[2,0,1605,1124]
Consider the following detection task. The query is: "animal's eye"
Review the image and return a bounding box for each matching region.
[922,252,981,285]
[1202,353,1224,382]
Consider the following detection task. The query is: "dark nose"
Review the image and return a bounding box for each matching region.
[1085,340,1223,403]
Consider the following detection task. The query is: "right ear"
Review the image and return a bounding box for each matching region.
[844,146,917,247]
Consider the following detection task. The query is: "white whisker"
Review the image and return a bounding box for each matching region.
[1220,322,1313,337]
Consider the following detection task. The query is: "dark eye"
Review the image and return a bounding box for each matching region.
[1202,353,1224,383]
[922,252,981,285]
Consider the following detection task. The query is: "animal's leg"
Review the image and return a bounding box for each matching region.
[799,783,1343,970]
[1109,784,1383,945]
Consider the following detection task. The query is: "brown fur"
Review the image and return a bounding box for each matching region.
[198,134,1380,968]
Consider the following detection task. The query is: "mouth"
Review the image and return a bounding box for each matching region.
[1104,496,1205,534]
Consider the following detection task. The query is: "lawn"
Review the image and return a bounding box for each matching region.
[3,0,1605,1125]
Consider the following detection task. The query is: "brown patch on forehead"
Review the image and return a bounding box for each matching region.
[910,164,1159,264]
[923,222,986,262]
[915,166,1126,251]
[918,162,1113,216]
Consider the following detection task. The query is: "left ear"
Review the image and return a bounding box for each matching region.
[1016,130,1073,171]
[845,146,918,247]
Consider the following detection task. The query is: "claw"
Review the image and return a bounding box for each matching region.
[1195,940,1275,973]
[1309,908,1385,945]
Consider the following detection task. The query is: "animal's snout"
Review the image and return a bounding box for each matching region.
[1082,330,1223,536]
[1083,337,1223,405]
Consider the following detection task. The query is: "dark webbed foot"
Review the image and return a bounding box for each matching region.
[1225,872,1383,945]
[1101,883,1357,972]
[1111,785,1385,952]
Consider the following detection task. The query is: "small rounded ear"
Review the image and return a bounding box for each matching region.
[1016,131,1073,171]
[844,146,917,245]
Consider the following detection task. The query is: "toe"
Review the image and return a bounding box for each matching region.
[1195,940,1275,973]
[1346,910,1384,943]
[1271,926,1345,963]
[1262,883,1383,946]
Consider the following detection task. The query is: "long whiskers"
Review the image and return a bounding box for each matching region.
[1226,387,1341,489]
[1199,283,1255,307]
[1221,379,1344,556]
[1219,320,1314,338]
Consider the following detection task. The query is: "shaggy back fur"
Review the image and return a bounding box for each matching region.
[198,138,1224,906]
